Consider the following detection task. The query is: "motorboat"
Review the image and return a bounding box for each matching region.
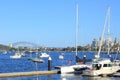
[59,55,64,60]
[82,58,120,76]
[59,53,64,60]
[82,7,120,76]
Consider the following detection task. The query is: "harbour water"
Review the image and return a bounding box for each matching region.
[0,51,119,80]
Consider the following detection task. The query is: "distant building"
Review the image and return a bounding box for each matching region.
[91,39,98,47]
[9,43,13,48]
[97,37,105,47]
[104,37,112,46]
[114,37,119,45]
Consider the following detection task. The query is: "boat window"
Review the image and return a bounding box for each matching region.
[108,64,112,67]
[92,64,102,70]
[103,64,107,67]
[92,64,96,70]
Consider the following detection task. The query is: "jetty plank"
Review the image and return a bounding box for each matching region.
[0,70,58,78]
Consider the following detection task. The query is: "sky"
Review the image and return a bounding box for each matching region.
[0,0,120,47]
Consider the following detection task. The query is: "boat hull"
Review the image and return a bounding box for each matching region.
[60,64,90,74]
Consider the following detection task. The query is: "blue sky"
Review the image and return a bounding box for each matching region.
[0,0,120,47]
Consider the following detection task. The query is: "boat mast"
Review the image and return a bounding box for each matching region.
[107,7,110,56]
[75,2,79,63]
[96,7,110,59]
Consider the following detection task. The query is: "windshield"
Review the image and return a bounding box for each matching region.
[92,64,102,70]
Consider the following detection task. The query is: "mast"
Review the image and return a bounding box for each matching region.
[96,7,110,59]
[107,7,110,56]
[75,2,79,63]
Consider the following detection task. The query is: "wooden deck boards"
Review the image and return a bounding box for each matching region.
[0,70,58,78]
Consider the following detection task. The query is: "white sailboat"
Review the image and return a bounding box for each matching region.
[59,2,91,74]
[3,50,7,54]
[82,7,120,77]
[10,52,21,59]
[40,52,49,58]
[10,47,22,59]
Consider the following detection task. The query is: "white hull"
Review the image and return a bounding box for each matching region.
[82,58,120,76]
[59,55,64,59]
[60,64,91,74]
[40,53,49,58]
[10,53,21,59]
[10,55,21,59]
[83,67,119,76]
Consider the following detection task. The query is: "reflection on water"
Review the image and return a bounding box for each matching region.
[60,74,120,80]
[61,74,82,80]
[87,77,112,80]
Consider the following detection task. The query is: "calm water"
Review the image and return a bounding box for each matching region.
[0,51,119,80]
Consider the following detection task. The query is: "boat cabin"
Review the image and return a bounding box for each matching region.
[92,58,113,70]
[92,63,113,70]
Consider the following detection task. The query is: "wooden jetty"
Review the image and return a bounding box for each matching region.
[0,70,58,78]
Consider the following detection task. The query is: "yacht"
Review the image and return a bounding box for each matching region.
[82,7,120,76]
[83,58,120,76]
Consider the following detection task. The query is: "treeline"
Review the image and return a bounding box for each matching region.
[0,44,92,52]
[0,44,16,51]
[47,46,92,52]
[0,44,119,53]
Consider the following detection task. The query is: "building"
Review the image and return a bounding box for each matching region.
[91,39,98,47]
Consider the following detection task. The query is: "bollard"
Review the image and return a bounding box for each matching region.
[83,55,86,64]
[48,57,52,71]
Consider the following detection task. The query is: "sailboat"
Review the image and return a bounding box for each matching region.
[10,52,21,59]
[40,51,49,58]
[58,2,91,74]
[82,7,120,77]
[30,53,44,63]
[29,48,44,63]
[10,48,21,59]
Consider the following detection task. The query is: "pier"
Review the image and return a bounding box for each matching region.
[0,70,58,78]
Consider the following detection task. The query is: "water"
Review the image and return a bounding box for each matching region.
[0,51,119,80]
